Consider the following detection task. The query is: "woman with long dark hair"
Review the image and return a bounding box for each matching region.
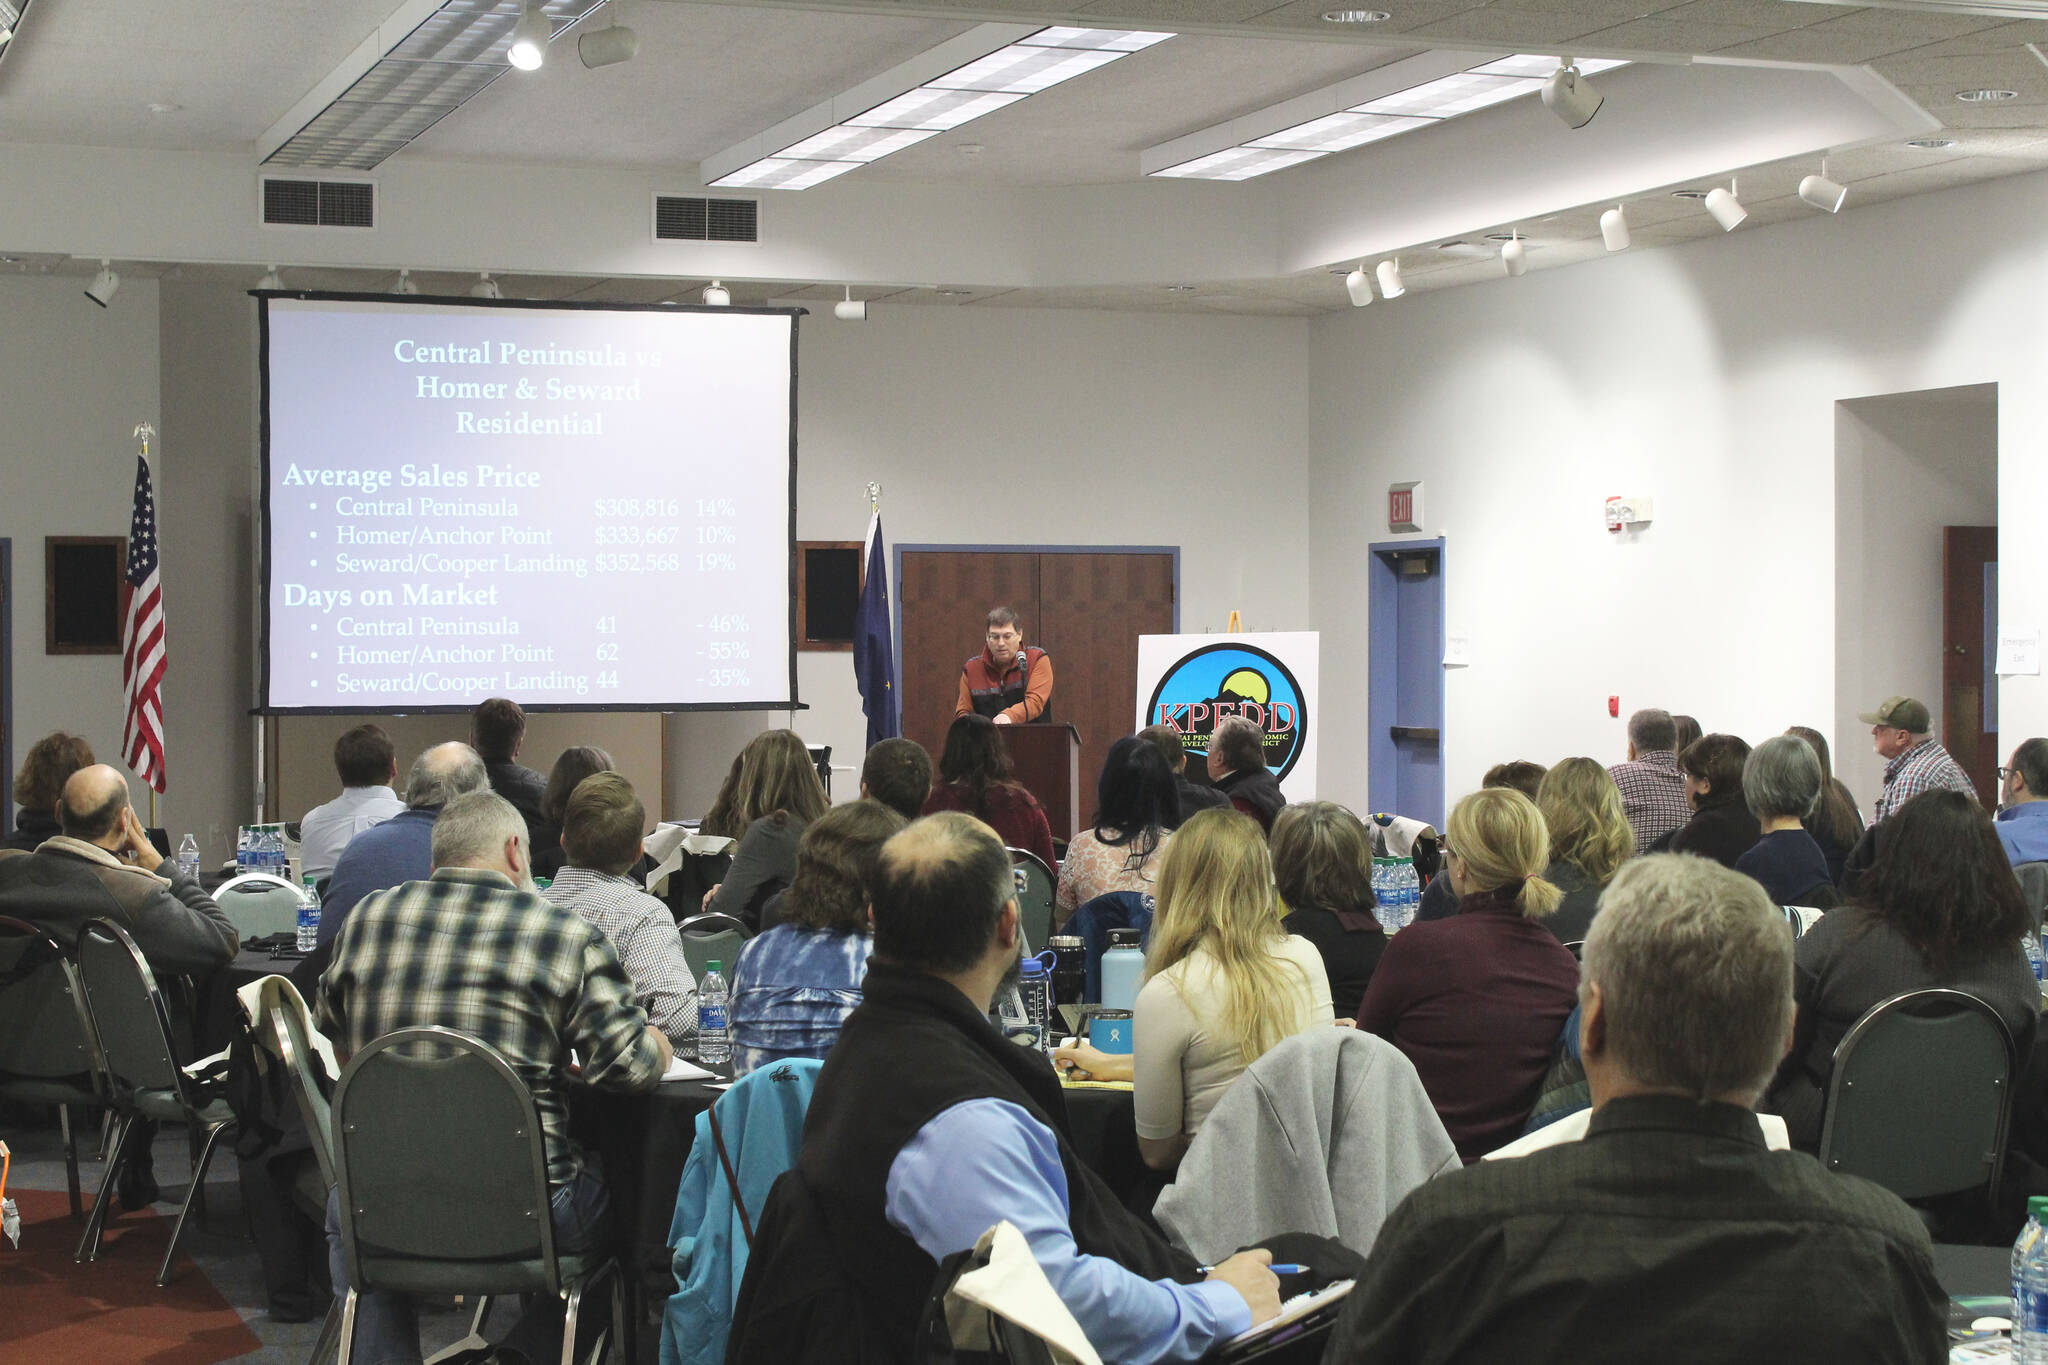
[1786,724,1864,885]
[1764,789,2037,1149]
[1055,736,1179,926]
[532,744,615,880]
[921,714,1058,870]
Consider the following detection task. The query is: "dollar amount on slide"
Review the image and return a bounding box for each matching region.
[594,553,683,573]
[592,497,681,517]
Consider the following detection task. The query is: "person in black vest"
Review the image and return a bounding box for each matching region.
[954,605,1053,726]
[472,696,549,847]
[1208,715,1286,834]
[732,811,1279,1362]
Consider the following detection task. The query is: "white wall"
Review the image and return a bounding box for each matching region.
[1308,166,2048,818]
[0,275,160,833]
[1833,385,1997,808]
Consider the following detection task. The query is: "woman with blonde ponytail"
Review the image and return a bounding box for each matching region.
[1357,786,1581,1160]
[1052,808,1332,1172]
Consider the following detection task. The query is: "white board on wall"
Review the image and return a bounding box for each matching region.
[1135,632,1319,801]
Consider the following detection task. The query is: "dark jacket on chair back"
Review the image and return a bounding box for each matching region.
[729,960,1196,1362]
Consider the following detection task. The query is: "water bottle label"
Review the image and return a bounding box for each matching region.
[700,1004,728,1032]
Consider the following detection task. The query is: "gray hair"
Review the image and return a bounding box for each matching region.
[1582,854,1794,1103]
[431,790,526,870]
[2013,738,2048,797]
[405,741,488,810]
[1625,708,1676,754]
[1743,734,1823,821]
[1211,714,1267,773]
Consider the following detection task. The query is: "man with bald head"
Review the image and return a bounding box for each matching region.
[0,763,236,974]
[314,740,488,952]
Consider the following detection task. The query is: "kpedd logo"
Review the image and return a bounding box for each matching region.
[1144,643,1307,782]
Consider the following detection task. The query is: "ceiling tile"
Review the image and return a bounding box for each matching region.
[1228,0,1493,35]
[1650,0,1854,25]
[1879,19,2048,61]
[1711,28,1953,62]
[1399,8,1617,46]
[1575,16,1799,52]
[1083,0,1299,25]
[1796,8,2009,42]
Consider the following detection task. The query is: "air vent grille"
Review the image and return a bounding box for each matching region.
[262,177,376,228]
[655,195,758,243]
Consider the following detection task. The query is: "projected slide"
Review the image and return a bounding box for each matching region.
[261,295,796,712]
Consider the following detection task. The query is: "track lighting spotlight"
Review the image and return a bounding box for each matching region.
[1375,259,1405,300]
[1344,266,1372,307]
[1704,183,1746,232]
[1798,164,1846,213]
[1501,237,1527,277]
[1600,206,1630,252]
[1541,60,1604,130]
[256,265,284,291]
[702,280,731,306]
[508,0,551,71]
[833,287,868,321]
[578,2,639,68]
[392,269,420,295]
[83,260,119,307]
[471,272,501,299]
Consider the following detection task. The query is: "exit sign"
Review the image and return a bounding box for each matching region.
[1388,480,1423,532]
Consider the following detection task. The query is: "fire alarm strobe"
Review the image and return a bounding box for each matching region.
[1604,495,1653,534]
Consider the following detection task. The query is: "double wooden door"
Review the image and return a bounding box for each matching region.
[899,549,1176,835]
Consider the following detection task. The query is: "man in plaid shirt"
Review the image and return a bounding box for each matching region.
[320,789,670,1365]
[1861,695,1980,824]
[1609,709,1691,856]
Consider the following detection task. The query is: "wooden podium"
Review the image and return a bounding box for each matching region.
[1001,723,1082,842]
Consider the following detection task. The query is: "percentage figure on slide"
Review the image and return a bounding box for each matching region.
[707,642,752,660]
[696,497,737,517]
[696,526,737,544]
[696,552,737,572]
[704,614,750,632]
[707,668,753,687]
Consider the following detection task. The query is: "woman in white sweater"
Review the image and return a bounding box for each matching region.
[1055,807,1332,1171]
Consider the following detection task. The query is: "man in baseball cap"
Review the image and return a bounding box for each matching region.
[1859,696,1979,824]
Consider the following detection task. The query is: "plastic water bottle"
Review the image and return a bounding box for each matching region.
[297,875,321,953]
[1100,928,1145,1012]
[2028,931,2045,984]
[1370,858,1392,931]
[236,825,252,876]
[1018,956,1053,1051]
[176,834,201,884]
[1394,858,1419,930]
[2023,1196,2048,1364]
[697,961,730,1064]
[270,825,289,879]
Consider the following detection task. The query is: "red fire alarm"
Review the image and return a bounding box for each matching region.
[1608,695,1620,718]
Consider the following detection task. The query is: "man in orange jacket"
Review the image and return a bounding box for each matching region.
[954,606,1053,725]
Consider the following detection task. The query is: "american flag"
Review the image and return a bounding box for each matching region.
[121,454,167,793]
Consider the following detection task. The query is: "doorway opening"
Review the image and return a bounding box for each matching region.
[1368,539,1445,829]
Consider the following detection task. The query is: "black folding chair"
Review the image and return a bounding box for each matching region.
[331,1026,623,1365]
[1007,848,1056,953]
[1818,987,2017,1211]
[261,983,343,1365]
[678,912,750,987]
[72,917,237,1283]
[0,915,106,1221]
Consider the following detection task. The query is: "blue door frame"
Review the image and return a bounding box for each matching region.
[1367,538,1445,829]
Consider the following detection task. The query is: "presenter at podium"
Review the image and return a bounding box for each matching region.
[955,606,1053,726]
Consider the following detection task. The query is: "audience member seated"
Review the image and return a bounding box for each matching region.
[1325,854,1946,1364]
[6,730,93,852]
[1609,708,1689,856]
[319,790,670,1365]
[1671,712,1702,755]
[704,729,830,930]
[1997,736,2048,866]
[1138,723,1229,827]
[1271,802,1386,1019]
[543,772,697,1042]
[472,695,550,846]
[533,744,615,881]
[730,799,904,1073]
[1359,788,1580,1161]
[0,763,237,973]
[1659,733,1760,868]
[1205,716,1285,834]
[1055,736,1178,927]
[1533,757,1632,944]
[315,742,488,951]
[1417,760,1548,923]
[858,737,932,823]
[1863,693,1980,824]
[1763,789,2038,1150]
[729,812,1279,1361]
[1788,724,1865,885]
[921,714,1057,871]
[1733,735,1835,906]
[297,724,404,881]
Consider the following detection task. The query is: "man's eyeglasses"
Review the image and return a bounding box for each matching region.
[1999,767,2017,781]
[986,631,1019,643]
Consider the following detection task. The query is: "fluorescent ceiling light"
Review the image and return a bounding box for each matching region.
[710,25,1172,190]
[1148,51,1629,181]
[1780,0,2048,14]
[1152,147,1327,181]
[0,1,28,62]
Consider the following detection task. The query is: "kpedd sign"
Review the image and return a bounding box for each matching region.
[1135,631,1319,800]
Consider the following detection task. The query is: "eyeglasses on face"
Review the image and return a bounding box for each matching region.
[986,631,1020,643]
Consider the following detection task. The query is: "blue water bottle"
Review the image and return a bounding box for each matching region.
[1100,928,1145,1012]
[1019,956,1053,1051]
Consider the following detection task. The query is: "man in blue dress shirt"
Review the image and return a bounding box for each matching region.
[1997,738,2048,866]
[731,811,1278,1362]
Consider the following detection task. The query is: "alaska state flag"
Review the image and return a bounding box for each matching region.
[853,511,899,746]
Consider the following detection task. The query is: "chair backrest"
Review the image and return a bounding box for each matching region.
[332,1026,558,1290]
[2014,861,2048,934]
[0,916,101,1087]
[74,917,187,1099]
[679,917,749,985]
[263,986,337,1186]
[1006,848,1055,954]
[1817,987,2016,1203]
[215,872,310,939]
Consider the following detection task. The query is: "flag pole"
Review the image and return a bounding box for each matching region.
[133,422,158,829]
